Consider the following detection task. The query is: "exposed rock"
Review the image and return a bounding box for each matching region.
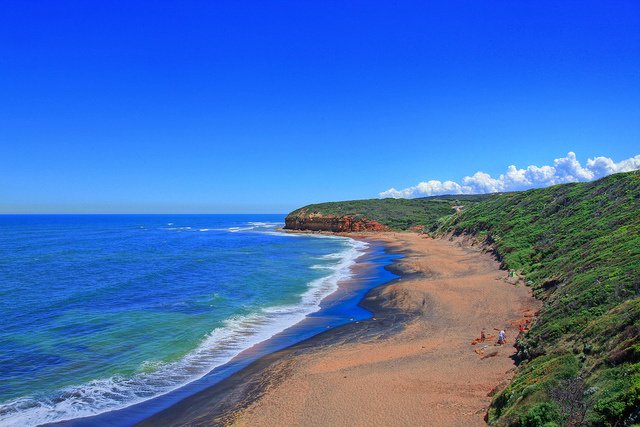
[284,211,389,232]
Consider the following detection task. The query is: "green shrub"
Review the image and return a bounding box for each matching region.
[515,403,561,427]
[591,363,640,425]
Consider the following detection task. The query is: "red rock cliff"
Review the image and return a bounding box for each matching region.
[284,211,389,232]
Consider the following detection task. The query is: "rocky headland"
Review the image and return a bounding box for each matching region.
[284,210,389,232]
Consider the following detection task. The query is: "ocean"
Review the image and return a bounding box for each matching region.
[0,214,396,426]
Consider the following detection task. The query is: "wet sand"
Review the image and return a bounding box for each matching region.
[138,232,540,427]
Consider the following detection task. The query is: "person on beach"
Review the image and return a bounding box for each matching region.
[497,330,505,345]
[480,329,485,342]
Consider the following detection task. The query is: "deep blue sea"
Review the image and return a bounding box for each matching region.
[0,215,396,426]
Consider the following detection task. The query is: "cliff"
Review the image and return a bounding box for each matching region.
[284,198,461,232]
[284,211,389,232]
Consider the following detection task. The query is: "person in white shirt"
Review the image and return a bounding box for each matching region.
[497,330,506,345]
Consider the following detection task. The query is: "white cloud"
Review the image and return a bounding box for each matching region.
[462,171,504,193]
[586,155,640,178]
[553,151,594,182]
[379,180,463,199]
[379,152,640,199]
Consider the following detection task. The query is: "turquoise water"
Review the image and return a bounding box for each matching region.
[0,215,370,426]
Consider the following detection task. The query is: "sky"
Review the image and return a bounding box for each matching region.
[1,1,639,214]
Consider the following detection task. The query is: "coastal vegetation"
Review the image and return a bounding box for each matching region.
[437,170,640,427]
[286,196,494,231]
[286,170,640,426]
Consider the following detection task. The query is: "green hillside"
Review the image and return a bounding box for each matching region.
[437,171,640,426]
[288,197,479,231]
[286,171,639,425]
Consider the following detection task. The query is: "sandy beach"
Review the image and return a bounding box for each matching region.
[138,232,541,427]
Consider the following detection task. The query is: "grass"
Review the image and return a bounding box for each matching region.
[287,197,488,231]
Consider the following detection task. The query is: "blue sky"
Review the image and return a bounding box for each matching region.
[2,1,639,214]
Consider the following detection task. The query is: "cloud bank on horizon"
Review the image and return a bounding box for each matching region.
[380,152,640,199]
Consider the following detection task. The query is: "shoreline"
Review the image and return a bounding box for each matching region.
[48,233,395,427]
[137,232,541,426]
[133,233,405,427]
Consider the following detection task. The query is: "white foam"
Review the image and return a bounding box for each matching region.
[261,230,297,237]
[227,226,256,232]
[247,222,279,229]
[0,236,368,427]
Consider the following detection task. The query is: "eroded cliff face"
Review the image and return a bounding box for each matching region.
[284,211,389,232]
